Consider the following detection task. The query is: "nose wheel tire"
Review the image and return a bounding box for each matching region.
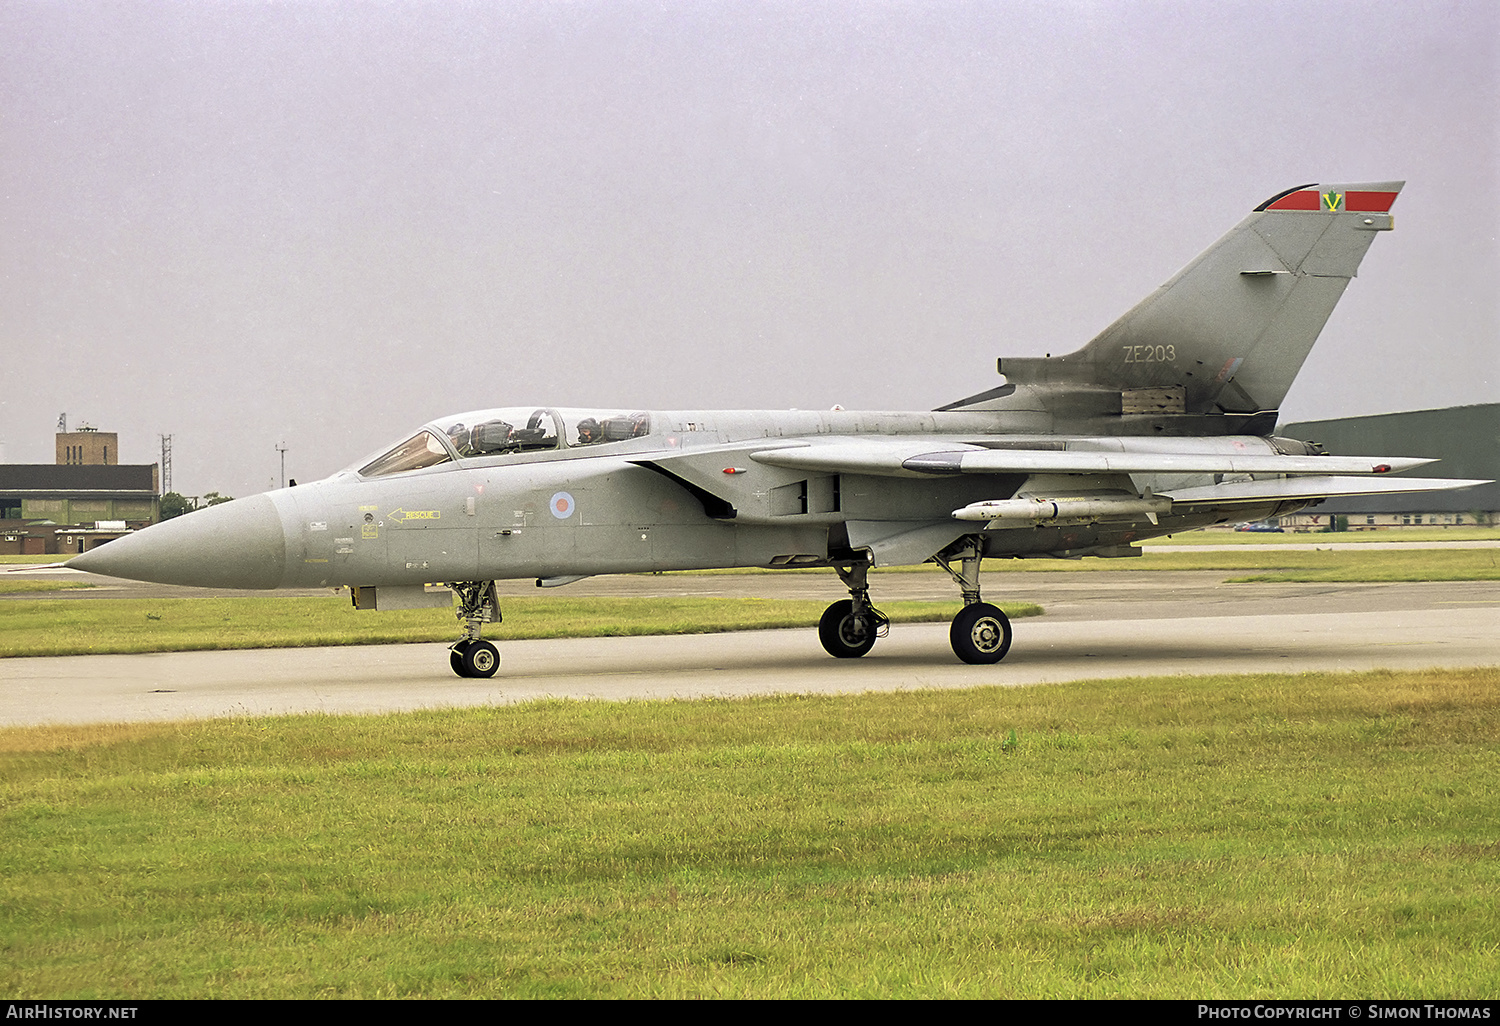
[451,639,501,678]
[950,603,1011,665]
[819,599,878,658]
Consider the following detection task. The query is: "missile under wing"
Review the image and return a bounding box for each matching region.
[68,181,1488,676]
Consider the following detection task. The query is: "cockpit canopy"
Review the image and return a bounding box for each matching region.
[357,407,653,478]
[358,429,454,478]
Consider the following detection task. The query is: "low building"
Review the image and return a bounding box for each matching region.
[0,464,160,526]
[0,519,141,556]
[0,426,161,554]
[1279,510,1486,532]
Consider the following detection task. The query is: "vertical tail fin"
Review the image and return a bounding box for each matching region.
[989,182,1403,428]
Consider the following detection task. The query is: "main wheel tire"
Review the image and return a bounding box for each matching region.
[950,603,1012,665]
[819,599,877,658]
[462,640,501,679]
[450,640,472,677]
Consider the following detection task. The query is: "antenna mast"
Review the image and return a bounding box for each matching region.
[160,435,173,493]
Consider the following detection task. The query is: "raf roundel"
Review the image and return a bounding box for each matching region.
[549,491,576,519]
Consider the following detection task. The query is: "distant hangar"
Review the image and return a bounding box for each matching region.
[1279,403,1498,528]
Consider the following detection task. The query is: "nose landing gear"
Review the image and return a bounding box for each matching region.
[450,638,501,678]
[449,580,502,678]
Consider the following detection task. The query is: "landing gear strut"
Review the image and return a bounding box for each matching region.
[449,580,501,678]
[818,562,889,658]
[933,538,1011,664]
[818,543,1012,664]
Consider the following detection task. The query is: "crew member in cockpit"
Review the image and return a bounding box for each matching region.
[576,418,602,445]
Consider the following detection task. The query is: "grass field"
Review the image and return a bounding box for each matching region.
[2,668,1496,998]
[690,546,1500,579]
[685,546,1500,579]
[0,579,92,595]
[981,547,1500,581]
[1141,527,1500,545]
[0,595,1043,658]
[1158,548,1500,582]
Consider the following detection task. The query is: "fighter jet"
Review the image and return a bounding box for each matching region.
[69,181,1487,677]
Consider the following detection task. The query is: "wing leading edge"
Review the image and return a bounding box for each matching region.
[750,443,1435,478]
[743,438,1487,526]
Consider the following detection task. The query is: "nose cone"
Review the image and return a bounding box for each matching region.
[69,494,288,589]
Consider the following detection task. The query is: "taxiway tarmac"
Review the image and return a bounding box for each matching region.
[3,574,1497,727]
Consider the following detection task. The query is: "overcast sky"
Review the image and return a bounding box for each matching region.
[2,0,1495,497]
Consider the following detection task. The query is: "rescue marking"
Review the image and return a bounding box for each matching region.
[388,508,440,523]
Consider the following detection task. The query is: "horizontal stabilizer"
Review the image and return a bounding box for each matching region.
[1159,476,1491,506]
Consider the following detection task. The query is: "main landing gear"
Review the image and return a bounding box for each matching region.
[818,563,890,658]
[817,537,1012,665]
[449,580,502,678]
[933,538,1012,665]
